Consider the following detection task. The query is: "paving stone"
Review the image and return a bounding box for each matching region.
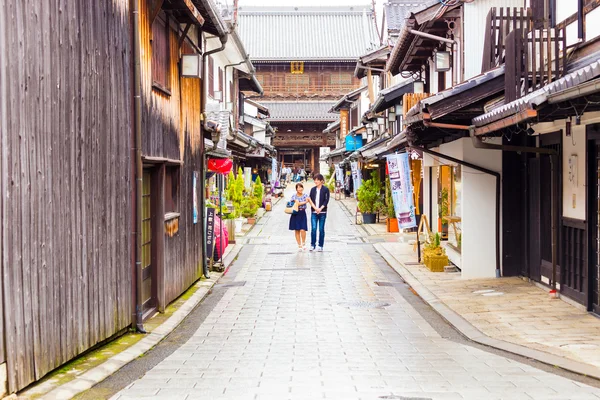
[113,190,600,400]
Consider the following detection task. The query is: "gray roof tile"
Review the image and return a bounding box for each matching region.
[262,101,339,121]
[238,6,380,61]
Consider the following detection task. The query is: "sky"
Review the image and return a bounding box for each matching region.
[235,0,384,18]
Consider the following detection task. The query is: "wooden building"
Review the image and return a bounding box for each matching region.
[238,6,380,175]
[0,0,235,394]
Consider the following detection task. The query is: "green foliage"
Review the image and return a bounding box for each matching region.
[241,195,259,218]
[439,187,449,219]
[385,177,395,218]
[357,171,384,214]
[226,168,245,218]
[457,233,462,249]
[253,176,264,207]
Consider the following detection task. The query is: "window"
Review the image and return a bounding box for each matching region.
[285,74,309,86]
[218,67,223,101]
[330,73,353,86]
[165,166,180,214]
[152,15,171,93]
[208,56,214,98]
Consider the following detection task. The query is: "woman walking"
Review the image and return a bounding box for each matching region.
[289,183,309,251]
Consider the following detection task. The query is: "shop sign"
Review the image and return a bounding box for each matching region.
[340,109,349,139]
[206,207,216,259]
[386,153,416,229]
[193,172,198,224]
[350,161,362,195]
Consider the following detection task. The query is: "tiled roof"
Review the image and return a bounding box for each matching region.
[238,6,380,61]
[385,1,430,33]
[262,101,339,122]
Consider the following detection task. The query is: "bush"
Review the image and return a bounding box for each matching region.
[241,195,259,218]
[226,168,244,218]
[357,172,384,214]
[253,176,264,206]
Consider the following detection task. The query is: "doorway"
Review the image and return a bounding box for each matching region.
[141,169,158,316]
[588,125,600,312]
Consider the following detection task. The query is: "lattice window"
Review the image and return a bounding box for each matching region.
[285,74,310,86]
[330,73,353,86]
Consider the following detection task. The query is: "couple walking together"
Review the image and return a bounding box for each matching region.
[289,174,330,252]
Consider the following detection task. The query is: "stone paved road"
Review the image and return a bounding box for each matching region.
[112,195,600,400]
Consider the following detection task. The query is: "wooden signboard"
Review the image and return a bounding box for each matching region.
[340,109,349,140]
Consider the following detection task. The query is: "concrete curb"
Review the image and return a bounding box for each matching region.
[38,246,245,400]
[373,243,600,381]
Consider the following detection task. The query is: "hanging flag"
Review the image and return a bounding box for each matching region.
[386,154,416,229]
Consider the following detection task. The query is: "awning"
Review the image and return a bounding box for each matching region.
[386,131,408,151]
[239,73,264,95]
[204,138,231,158]
[473,59,600,135]
[323,120,340,134]
[386,0,461,75]
[371,80,415,113]
[162,0,205,25]
[405,66,505,124]
[329,86,368,113]
[359,136,391,161]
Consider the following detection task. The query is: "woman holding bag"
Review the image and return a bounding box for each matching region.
[288,183,309,251]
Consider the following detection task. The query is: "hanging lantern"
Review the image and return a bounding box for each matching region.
[208,158,233,174]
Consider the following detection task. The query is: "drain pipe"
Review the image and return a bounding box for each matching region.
[132,0,146,333]
[411,145,502,277]
[470,130,559,290]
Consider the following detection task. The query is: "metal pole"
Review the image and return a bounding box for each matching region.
[219,174,224,264]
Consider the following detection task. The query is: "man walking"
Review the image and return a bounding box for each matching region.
[308,174,330,252]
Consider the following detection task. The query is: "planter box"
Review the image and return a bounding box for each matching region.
[425,255,448,272]
[225,219,236,243]
[363,213,377,224]
[387,218,399,233]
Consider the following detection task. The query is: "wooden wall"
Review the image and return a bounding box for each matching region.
[139,1,204,307]
[0,0,133,393]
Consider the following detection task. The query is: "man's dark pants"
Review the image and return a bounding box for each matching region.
[311,212,327,248]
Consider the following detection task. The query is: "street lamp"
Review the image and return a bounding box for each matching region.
[434,51,451,72]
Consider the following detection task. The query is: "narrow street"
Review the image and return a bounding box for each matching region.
[104,193,600,400]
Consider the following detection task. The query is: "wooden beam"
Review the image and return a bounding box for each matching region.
[150,0,165,24]
[474,109,538,136]
[181,0,205,26]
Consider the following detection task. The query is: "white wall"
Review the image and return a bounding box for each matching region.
[463,0,523,80]
[437,137,502,279]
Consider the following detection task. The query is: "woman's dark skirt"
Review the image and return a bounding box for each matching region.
[289,211,308,231]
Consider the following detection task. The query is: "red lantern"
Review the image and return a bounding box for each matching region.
[208,158,233,174]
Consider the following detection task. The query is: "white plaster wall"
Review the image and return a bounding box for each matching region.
[253,127,266,144]
[245,103,258,118]
[587,7,600,42]
[463,0,523,80]
[439,137,502,279]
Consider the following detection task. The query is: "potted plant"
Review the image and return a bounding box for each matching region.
[385,177,399,233]
[227,168,245,233]
[357,172,383,224]
[253,177,266,218]
[241,195,259,224]
[438,187,449,236]
[421,233,449,272]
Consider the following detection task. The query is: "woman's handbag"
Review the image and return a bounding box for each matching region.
[284,200,299,215]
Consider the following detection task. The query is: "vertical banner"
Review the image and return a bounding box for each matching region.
[350,161,362,195]
[340,109,349,140]
[206,207,216,259]
[243,167,252,189]
[335,164,344,185]
[271,158,277,183]
[386,154,416,229]
[193,171,198,224]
